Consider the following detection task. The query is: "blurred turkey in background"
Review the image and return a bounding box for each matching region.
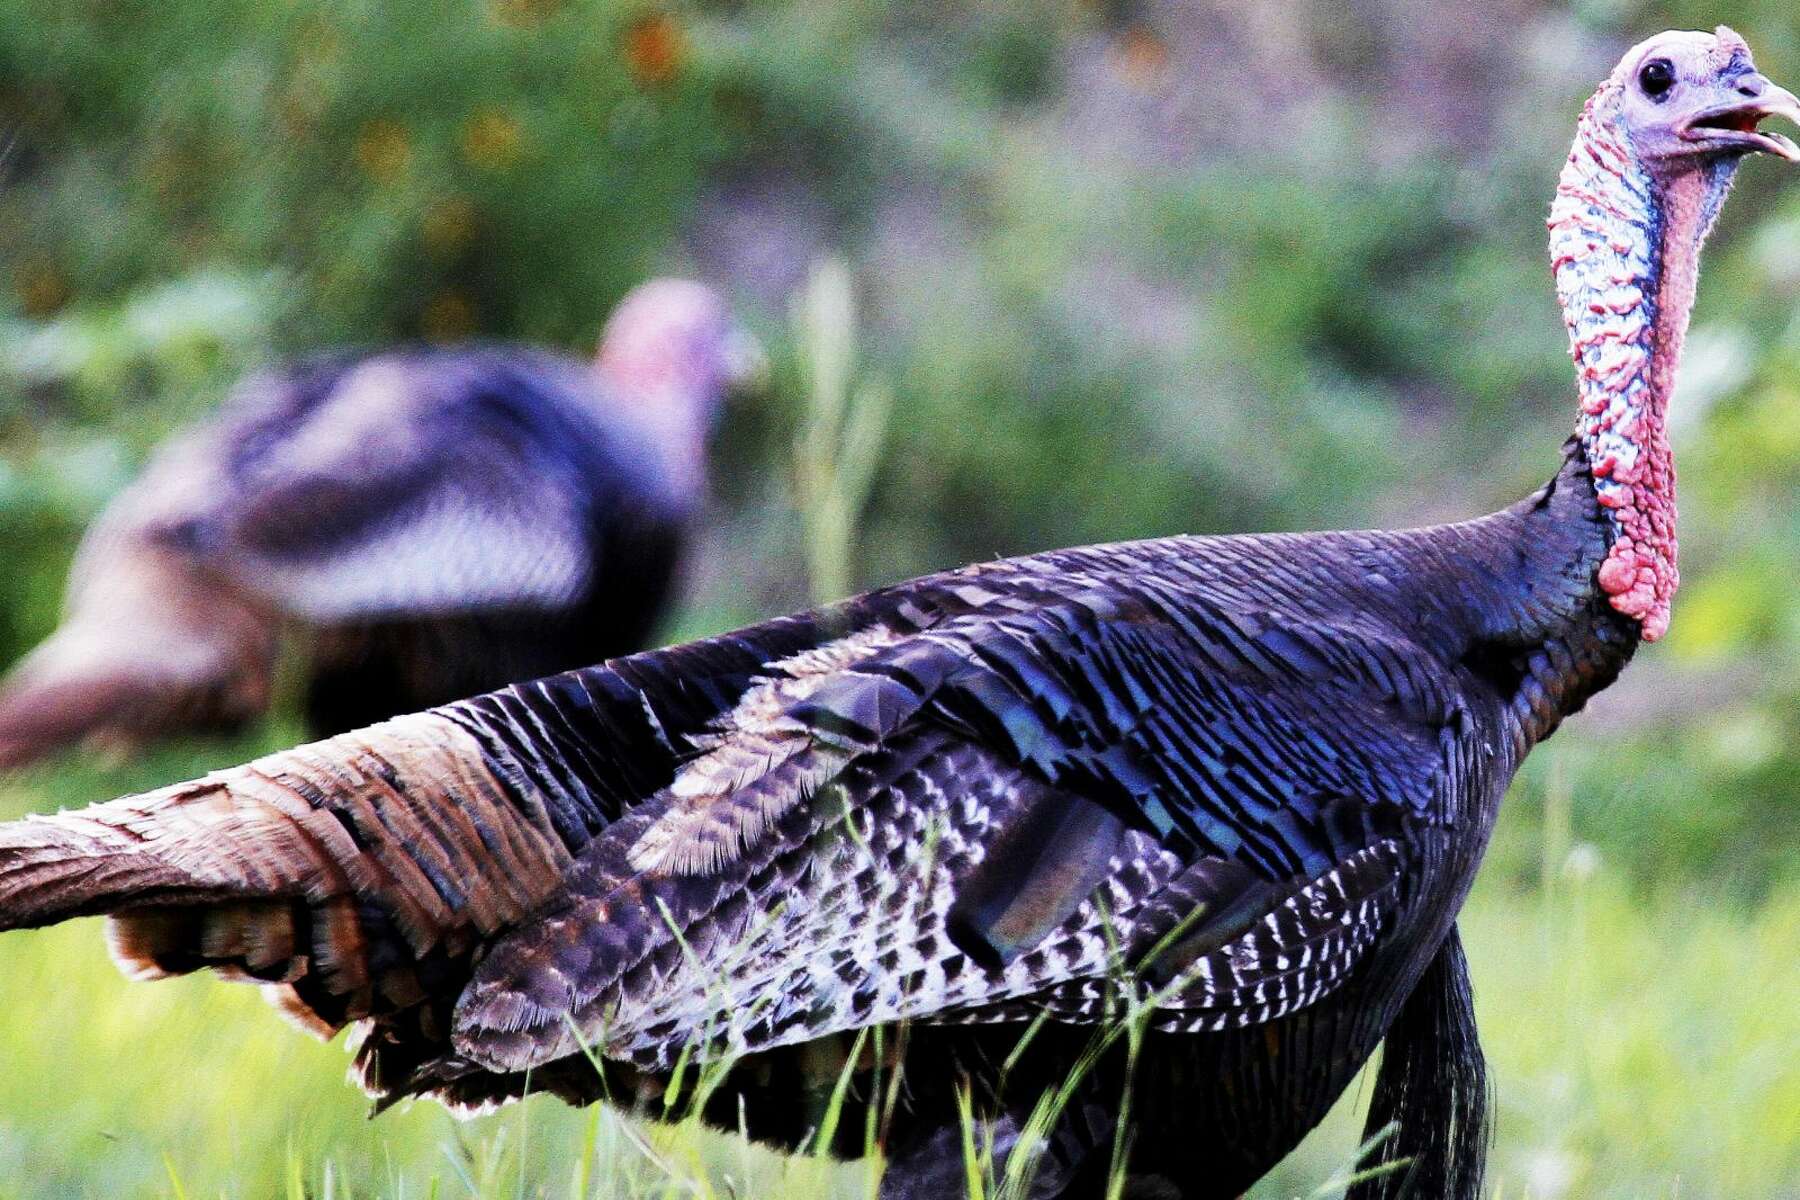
[0,279,760,762]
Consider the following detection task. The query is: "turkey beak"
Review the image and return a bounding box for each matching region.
[1678,75,1800,162]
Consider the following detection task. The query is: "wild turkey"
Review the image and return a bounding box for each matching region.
[0,29,1793,1200]
[0,278,760,763]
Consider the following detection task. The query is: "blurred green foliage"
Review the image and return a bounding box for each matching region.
[1,0,1798,1194]
[0,0,729,346]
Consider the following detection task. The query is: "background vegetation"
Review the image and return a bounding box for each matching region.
[0,0,1795,1195]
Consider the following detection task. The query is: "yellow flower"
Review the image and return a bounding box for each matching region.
[355,119,411,184]
[460,110,524,171]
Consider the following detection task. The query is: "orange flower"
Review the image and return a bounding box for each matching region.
[623,13,685,87]
[421,290,478,342]
[1110,25,1169,90]
[355,119,411,184]
[460,109,523,171]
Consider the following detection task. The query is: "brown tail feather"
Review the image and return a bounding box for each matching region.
[0,711,572,1036]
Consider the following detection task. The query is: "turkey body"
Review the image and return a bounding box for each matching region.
[425,448,1627,1195]
[244,347,687,726]
[0,446,1629,1197]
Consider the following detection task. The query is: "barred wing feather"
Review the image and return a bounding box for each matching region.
[452,570,1456,1075]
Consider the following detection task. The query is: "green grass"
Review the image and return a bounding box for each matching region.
[0,747,1794,1199]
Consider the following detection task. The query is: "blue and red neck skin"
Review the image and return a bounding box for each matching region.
[1548,27,1799,642]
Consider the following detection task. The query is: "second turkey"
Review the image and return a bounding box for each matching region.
[0,278,761,763]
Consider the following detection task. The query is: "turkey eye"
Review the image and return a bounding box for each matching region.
[1639,58,1675,99]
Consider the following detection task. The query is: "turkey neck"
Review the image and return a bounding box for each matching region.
[1549,80,1742,644]
[592,350,720,511]
[1426,97,1744,746]
[602,382,712,507]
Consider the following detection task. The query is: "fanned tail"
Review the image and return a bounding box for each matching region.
[0,710,572,1036]
[1349,923,1490,1200]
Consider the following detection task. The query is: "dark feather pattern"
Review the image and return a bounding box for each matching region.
[1349,924,1490,1200]
[945,786,1129,967]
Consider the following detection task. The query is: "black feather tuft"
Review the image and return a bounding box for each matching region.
[1349,924,1491,1200]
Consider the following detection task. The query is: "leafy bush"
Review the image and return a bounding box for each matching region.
[0,0,732,348]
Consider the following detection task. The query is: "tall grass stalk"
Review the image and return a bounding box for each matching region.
[792,258,891,606]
